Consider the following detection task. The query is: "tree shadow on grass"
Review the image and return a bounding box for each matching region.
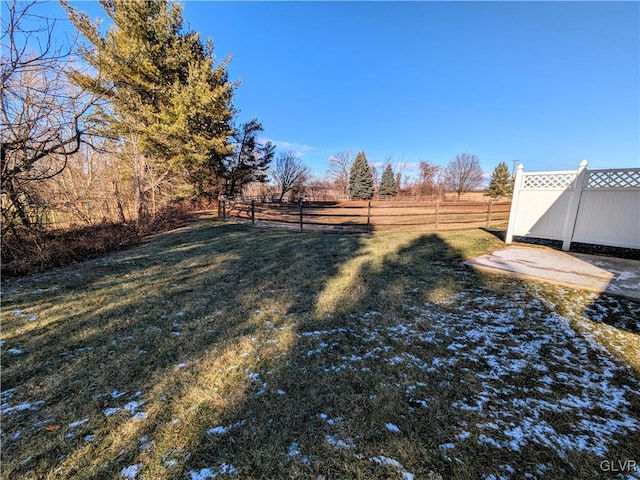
[478,228,640,337]
[0,222,367,478]
[180,230,640,479]
[1,222,639,479]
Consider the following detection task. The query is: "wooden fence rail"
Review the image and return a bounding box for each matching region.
[218,199,511,233]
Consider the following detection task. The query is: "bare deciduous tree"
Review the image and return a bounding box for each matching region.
[416,160,441,197]
[442,153,484,199]
[326,150,352,200]
[1,0,94,234]
[271,151,310,202]
[306,177,330,201]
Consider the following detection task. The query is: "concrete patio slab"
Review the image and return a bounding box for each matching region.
[466,246,640,301]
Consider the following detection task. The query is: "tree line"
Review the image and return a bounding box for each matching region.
[244,151,513,203]
[1,0,514,240]
[2,0,282,235]
[319,151,512,201]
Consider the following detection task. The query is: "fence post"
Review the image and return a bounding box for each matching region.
[299,198,303,232]
[251,200,255,226]
[222,199,227,220]
[505,164,524,243]
[486,199,493,227]
[367,201,371,233]
[435,198,440,230]
[561,160,588,251]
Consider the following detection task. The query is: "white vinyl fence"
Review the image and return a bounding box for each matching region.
[505,161,640,250]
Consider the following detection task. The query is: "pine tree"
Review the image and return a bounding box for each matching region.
[379,164,398,197]
[486,162,514,198]
[62,0,235,206]
[347,151,374,200]
[221,120,275,197]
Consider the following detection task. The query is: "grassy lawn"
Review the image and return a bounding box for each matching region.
[2,218,639,479]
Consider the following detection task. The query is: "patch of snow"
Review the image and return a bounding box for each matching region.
[207,426,227,435]
[120,464,142,479]
[1,388,16,401]
[319,413,343,425]
[616,271,637,281]
[370,456,414,480]
[409,398,429,408]
[482,475,509,480]
[188,464,237,479]
[1,401,42,415]
[385,422,402,434]
[500,464,515,474]
[325,434,355,449]
[7,348,23,355]
[103,407,121,416]
[123,401,144,414]
[287,442,300,457]
[68,418,89,428]
[206,420,246,435]
[478,434,503,449]
[387,356,404,366]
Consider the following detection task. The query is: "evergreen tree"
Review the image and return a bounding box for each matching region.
[379,164,398,197]
[221,120,275,197]
[486,162,514,198]
[347,151,373,200]
[62,0,235,206]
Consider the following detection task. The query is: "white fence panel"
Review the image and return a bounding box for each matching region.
[572,169,640,248]
[506,162,640,251]
[510,181,574,241]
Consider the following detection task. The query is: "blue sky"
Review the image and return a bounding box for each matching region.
[23,1,640,178]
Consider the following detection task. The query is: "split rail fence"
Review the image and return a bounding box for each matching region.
[218,199,511,233]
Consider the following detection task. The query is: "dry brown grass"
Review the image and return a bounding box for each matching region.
[228,199,511,233]
[1,220,638,479]
[1,205,192,277]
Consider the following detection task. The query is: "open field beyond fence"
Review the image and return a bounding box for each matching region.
[221,199,512,232]
[1,218,639,479]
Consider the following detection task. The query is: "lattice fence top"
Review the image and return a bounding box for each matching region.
[522,173,576,190]
[585,169,640,189]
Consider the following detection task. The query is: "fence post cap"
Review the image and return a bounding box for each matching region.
[517,163,524,171]
[579,159,588,169]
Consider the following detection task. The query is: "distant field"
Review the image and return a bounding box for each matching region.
[1,220,638,479]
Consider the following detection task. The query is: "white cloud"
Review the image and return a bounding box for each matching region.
[260,138,315,157]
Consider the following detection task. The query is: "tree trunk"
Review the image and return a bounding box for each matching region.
[112,180,126,224]
[5,181,32,230]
